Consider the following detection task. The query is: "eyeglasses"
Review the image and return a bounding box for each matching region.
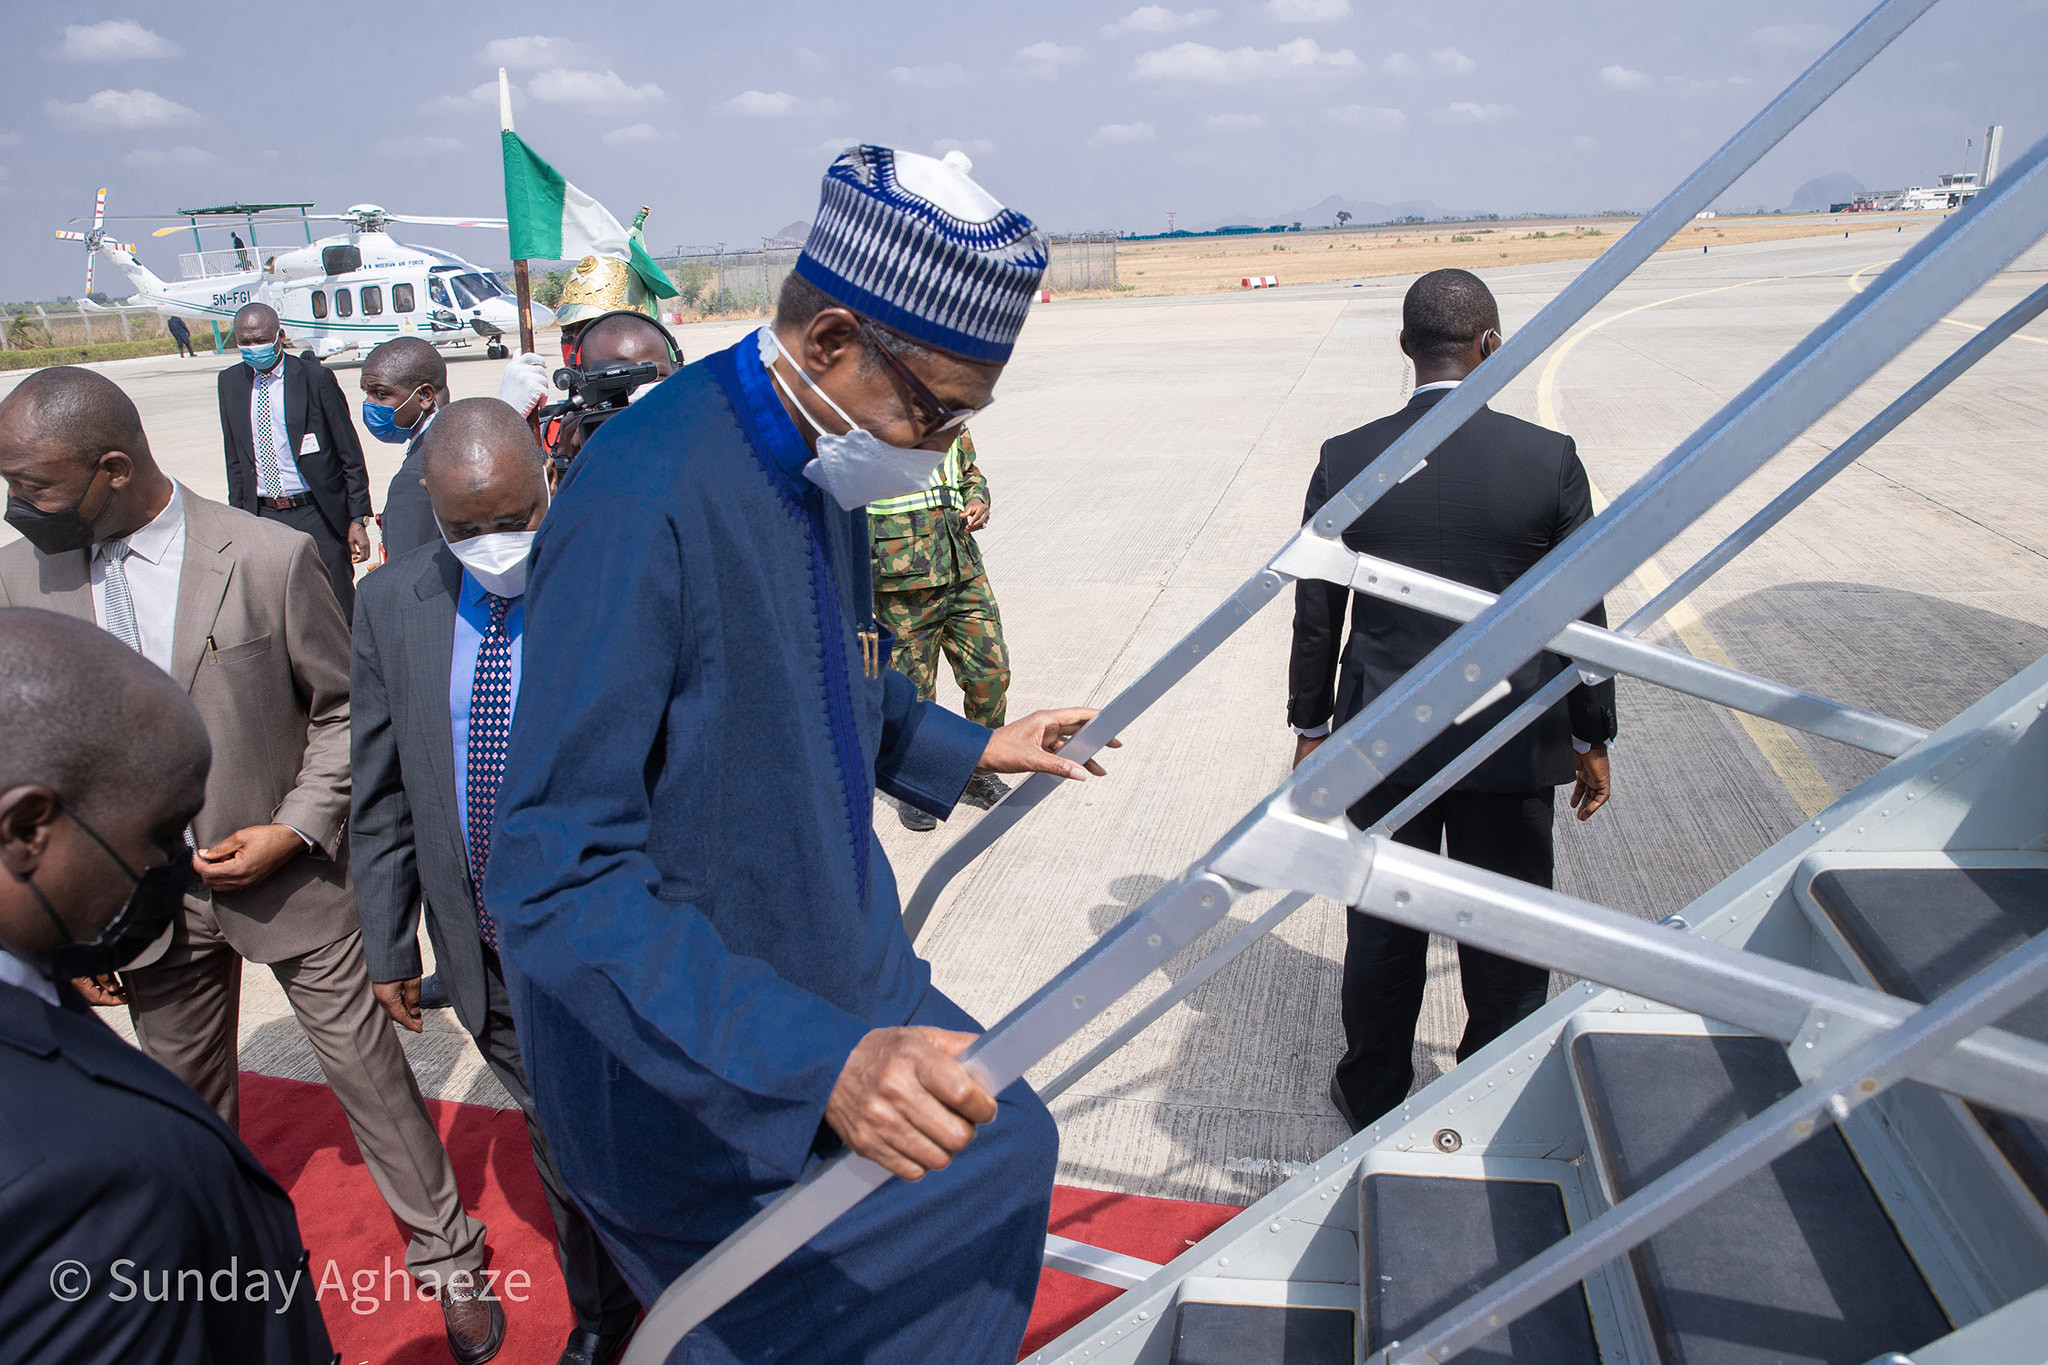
[858,320,989,439]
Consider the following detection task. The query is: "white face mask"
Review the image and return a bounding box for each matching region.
[438,518,537,599]
[757,327,945,511]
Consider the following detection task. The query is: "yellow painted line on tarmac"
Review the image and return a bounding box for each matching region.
[1849,260,2048,345]
[1535,267,1869,818]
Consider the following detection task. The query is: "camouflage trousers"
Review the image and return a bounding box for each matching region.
[875,572,1010,729]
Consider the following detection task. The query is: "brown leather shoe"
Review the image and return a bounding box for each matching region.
[443,1276,506,1365]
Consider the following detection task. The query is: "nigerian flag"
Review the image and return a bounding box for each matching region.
[501,130,677,299]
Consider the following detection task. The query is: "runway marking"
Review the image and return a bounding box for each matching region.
[1849,260,2048,346]
[1534,266,1877,818]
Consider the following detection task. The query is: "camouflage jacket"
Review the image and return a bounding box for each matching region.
[869,429,989,591]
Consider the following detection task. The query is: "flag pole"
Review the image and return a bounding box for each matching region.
[500,68,536,355]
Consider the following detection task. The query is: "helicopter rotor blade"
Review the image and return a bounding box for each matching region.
[94,189,106,233]
[382,215,510,229]
[54,231,88,241]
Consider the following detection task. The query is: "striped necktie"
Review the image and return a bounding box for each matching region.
[254,373,282,499]
[466,594,515,949]
[100,539,142,654]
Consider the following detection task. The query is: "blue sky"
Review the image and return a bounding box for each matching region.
[3,0,2042,300]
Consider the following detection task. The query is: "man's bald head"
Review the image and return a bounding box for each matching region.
[576,313,678,378]
[363,336,448,398]
[0,366,152,473]
[0,608,208,828]
[1401,269,1502,368]
[232,302,280,346]
[419,398,548,542]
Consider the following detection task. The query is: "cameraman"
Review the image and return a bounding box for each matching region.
[508,312,681,479]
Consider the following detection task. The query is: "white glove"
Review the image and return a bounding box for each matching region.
[497,351,551,419]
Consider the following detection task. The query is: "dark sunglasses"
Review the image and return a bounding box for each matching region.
[858,320,990,439]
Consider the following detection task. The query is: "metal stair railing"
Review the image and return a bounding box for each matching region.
[617,6,2048,1357]
[897,0,1943,943]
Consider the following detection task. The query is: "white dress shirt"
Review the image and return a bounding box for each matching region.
[92,481,186,676]
[0,947,58,1006]
[249,364,310,498]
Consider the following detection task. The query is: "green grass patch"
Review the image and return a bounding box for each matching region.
[0,338,182,372]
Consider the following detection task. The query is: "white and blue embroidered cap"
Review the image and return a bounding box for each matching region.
[795,146,1048,366]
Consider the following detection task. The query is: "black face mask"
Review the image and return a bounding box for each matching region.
[16,802,191,980]
[4,463,111,556]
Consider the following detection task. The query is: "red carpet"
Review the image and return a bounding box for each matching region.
[239,1073,1243,1363]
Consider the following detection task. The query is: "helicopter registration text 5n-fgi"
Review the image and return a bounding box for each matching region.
[77,206,556,361]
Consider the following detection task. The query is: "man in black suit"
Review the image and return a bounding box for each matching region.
[1290,268,1617,1132]
[352,399,640,1365]
[219,302,374,615]
[360,337,451,561]
[0,608,332,1364]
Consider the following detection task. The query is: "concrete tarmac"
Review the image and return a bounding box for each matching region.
[10,221,2047,1209]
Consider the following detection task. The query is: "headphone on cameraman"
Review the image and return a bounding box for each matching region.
[563,309,683,368]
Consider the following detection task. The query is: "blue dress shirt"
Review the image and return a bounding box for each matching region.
[450,568,524,855]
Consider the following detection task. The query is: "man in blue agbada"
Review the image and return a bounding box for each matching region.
[487,146,1113,1363]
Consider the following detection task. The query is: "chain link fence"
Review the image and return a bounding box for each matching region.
[1043,233,1119,292]
[2,305,175,351]
[652,247,800,319]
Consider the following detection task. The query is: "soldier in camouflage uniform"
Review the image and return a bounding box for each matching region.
[870,427,1012,829]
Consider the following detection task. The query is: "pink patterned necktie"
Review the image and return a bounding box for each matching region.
[466,594,514,948]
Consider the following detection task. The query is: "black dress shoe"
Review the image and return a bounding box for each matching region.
[959,773,1012,810]
[442,1280,505,1364]
[419,972,451,1010]
[897,799,937,832]
[1329,1075,1364,1135]
[557,1326,635,1365]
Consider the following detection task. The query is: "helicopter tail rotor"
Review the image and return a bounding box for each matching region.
[55,190,140,297]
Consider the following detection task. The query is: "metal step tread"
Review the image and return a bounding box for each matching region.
[1166,1302,1354,1365]
[1359,1172,1600,1363]
[1806,864,2048,1202]
[1570,1031,1951,1365]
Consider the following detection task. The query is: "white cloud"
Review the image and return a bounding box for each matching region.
[1263,0,1350,19]
[0,130,21,148]
[1205,112,1265,130]
[1378,51,1418,77]
[376,135,463,156]
[123,144,215,168]
[604,123,661,145]
[1102,6,1217,36]
[933,137,996,156]
[1435,101,1513,124]
[60,20,180,60]
[477,35,598,68]
[1017,41,1085,78]
[46,89,199,131]
[1750,23,1834,52]
[1133,38,1359,83]
[1600,64,1653,90]
[1091,121,1157,145]
[888,62,970,88]
[1327,104,1406,132]
[796,47,830,72]
[1573,134,1598,150]
[528,68,664,107]
[723,89,801,116]
[1431,47,1475,75]
[425,80,513,115]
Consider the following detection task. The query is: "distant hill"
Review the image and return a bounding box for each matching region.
[763,220,811,249]
[1193,194,1485,232]
[1788,174,1862,214]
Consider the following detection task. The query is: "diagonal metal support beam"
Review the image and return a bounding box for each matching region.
[1367,921,2048,1365]
[1274,539,1929,757]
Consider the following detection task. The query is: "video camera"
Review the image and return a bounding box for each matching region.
[535,360,660,472]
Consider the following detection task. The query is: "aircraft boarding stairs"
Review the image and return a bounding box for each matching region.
[616,2,2048,1359]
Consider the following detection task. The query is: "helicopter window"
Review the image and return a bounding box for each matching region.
[392,283,415,313]
[360,285,383,316]
[335,289,353,319]
[310,291,328,320]
[449,274,485,309]
[428,276,452,307]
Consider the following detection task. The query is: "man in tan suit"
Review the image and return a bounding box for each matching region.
[0,367,505,1365]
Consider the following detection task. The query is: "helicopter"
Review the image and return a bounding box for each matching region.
[55,192,556,360]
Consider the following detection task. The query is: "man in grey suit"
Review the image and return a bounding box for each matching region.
[352,398,640,1365]
[0,367,505,1365]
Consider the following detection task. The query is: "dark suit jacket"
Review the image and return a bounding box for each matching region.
[0,490,360,963]
[350,542,492,1034]
[379,430,439,562]
[218,353,372,540]
[1289,388,1618,792]
[0,982,332,1363]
